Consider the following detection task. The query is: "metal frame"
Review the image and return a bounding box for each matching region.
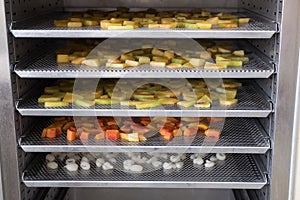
[0,0,299,199]
[0,1,21,200]
[269,0,300,200]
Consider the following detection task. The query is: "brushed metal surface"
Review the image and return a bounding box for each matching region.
[66,188,235,200]
[0,1,21,200]
[270,0,300,199]
[63,0,237,9]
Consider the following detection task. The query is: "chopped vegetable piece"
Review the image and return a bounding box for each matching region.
[80,131,90,140]
[67,129,77,141]
[205,129,221,138]
[106,130,120,140]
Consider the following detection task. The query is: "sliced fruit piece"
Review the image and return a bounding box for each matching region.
[95,98,119,105]
[71,57,86,65]
[194,102,211,108]
[82,59,100,67]
[135,101,161,109]
[152,48,164,57]
[150,61,166,67]
[44,101,69,108]
[197,95,212,103]
[138,56,151,64]
[38,95,61,103]
[233,50,245,56]
[177,100,196,108]
[219,98,238,106]
[204,62,227,70]
[197,22,212,29]
[198,122,209,131]
[184,128,198,136]
[75,99,95,107]
[62,93,84,103]
[189,58,205,67]
[164,51,175,60]
[183,62,194,68]
[83,20,99,26]
[216,60,242,67]
[127,133,140,142]
[125,60,140,67]
[218,23,238,28]
[239,18,250,23]
[152,56,169,63]
[106,130,120,140]
[109,63,128,68]
[205,129,220,138]
[166,63,182,68]
[94,133,105,140]
[171,58,187,64]
[184,23,198,29]
[199,51,212,59]
[159,98,179,105]
[54,20,68,27]
[228,56,249,62]
[107,25,134,30]
[67,22,83,27]
[67,129,77,141]
[57,54,69,63]
[120,101,139,106]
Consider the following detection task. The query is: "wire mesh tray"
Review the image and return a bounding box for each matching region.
[16,85,272,117]
[14,50,274,79]
[20,118,269,153]
[22,154,267,188]
[10,11,276,38]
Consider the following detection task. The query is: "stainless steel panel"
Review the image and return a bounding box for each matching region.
[20,118,270,153]
[16,85,273,117]
[270,0,300,199]
[240,0,278,21]
[63,0,237,9]
[0,0,21,200]
[23,154,267,189]
[10,11,276,39]
[66,188,235,200]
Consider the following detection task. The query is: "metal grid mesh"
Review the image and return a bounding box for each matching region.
[20,118,269,153]
[11,12,276,38]
[17,85,271,113]
[15,50,273,78]
[23,154,265,187]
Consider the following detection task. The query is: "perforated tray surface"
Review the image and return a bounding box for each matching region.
[23,154,267,188]
[16,85,272,117]
[15,51,274,78]
[20,118,269,153]
[11,11,276,38]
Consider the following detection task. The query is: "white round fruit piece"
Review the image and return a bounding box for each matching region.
[130,165,143,172]
[65,163,79,172]
[216,153,226,161]
[46,154,55,162]
[80,162,91,170]
[47,162,58,170]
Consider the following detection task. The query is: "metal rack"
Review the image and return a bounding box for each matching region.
[14,48,274,79]
[23,154,267,189]
[20,118,270,153]
[10,11,276,39]
[17,85,272,117]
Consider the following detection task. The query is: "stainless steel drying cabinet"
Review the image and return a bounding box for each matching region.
[0,0,299,200]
